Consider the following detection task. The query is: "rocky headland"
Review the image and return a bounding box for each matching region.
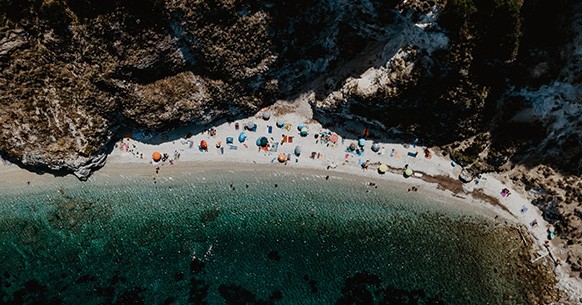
[0,0,580,291]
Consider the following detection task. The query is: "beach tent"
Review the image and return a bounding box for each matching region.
[404,167,413,177]
[257,136,269,147]
[330,133,339,144]
[246,122,257,132]
[300,127,309,137]
[238,132,247,142]
[277,153,287,163]
[226,137,234,144]
[294,146,301,156]
[262,112,271,120]
[358,138,366,147]
[349,143,357,151]
[297,124,305,131]
[371,143,380,152]
[276,119,285,128]
[152,151,161,162]
[378,164,388,174]
[200,140,208,150]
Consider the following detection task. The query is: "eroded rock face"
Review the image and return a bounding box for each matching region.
[0,0,579,184]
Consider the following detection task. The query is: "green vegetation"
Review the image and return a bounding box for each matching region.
[441,0,523,62]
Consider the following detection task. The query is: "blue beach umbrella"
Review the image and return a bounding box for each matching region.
[294,146,301,156]
[300,127,309,137]
[358,138,366,147]
[297,124,305,131]
[226,137,233,144]
[238,132,247,142]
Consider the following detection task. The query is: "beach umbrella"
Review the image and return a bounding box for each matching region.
[246,122,256,131]
[200,140,208,150]
[238,132,247,142]
[330,133,339,144]
[256,136,269,147]
[294,146,301,156]
[349,143,357,151]
[300,127,309,137]
[361,161,369,169]
[226,137,233,144]
[371,143,380,152]
[277,153,287,163]
[358,138,366,147]
[152,151,161,162]
[262,112,271,120]
[404,167,413,177]
[276,119,284,128]
[378,164,388,174]
[297,123,305,131]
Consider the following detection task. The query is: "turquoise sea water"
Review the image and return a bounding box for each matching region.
[0,169,533,304]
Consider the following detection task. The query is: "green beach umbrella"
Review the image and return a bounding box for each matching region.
[404,167,413,177]
[257,136,269,147]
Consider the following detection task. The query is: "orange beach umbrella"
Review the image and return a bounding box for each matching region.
[200,140,208,149]
[277,153,287,163]
[152,151,161,162]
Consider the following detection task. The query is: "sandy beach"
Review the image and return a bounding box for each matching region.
[0,105,581,301]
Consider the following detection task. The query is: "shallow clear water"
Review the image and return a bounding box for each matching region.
[0,170,531,304]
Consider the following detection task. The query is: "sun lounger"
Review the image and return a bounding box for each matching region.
[270,143,279,152]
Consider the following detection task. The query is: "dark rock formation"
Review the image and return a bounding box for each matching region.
[1,0,579,180]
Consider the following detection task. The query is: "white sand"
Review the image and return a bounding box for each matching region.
[0,105,581,300]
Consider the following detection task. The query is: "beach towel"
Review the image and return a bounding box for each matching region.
[229,145,238,150]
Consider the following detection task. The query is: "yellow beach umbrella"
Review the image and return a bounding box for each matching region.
[404,167,413,177]
[378,164,388,174]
